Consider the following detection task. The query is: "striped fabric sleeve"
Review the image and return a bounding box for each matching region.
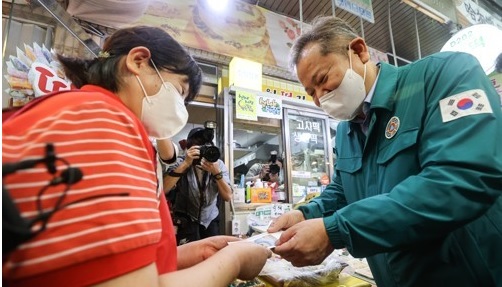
[2,98,161,282]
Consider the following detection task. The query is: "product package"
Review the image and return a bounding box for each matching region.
[228,278,266,287]
[259,254,348,287]
[4,43,73,107]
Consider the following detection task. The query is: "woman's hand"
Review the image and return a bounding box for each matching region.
[177,236,240,269]
[198,236,239,261]
[223,242,272,280]
[169,238,271,286]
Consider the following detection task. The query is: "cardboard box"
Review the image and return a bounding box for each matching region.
[251,187,272,203]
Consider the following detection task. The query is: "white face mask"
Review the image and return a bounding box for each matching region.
[319,51,367,121]
[136,60,189,139]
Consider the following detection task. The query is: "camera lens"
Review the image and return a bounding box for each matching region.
[200,144,220,162]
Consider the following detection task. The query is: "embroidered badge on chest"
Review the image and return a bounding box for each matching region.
[385,116,400,139]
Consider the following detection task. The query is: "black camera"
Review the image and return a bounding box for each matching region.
[263,151,281,182]
[199,143,220,163]
[188,121,221,164]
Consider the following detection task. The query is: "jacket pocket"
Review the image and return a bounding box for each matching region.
[377,128,419,164]
[336,156,362,173]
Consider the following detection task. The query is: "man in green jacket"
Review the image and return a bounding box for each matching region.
[268,16,502,286]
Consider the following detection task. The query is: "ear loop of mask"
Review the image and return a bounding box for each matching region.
[151,59,187,104]
[150,59,167,90]
[363,61,367,83]
[135,75,152,104]
[348,48,367,83]
[135,59,166,105]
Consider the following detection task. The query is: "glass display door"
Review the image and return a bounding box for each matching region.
[284,109,334,204]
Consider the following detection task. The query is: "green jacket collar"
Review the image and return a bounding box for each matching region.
[371,62,399,111]
[346,62,399,135]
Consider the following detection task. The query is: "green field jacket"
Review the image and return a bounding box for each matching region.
[299,52,502,287]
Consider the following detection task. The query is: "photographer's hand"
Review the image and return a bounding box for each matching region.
[164,146,200,193]
[200,158,220,175]
[260,164,270,179]
[184,145,200,166]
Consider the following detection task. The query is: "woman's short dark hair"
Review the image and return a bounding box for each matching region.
[57,26,202,103]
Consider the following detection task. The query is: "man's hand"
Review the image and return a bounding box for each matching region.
[273,218,334,267]
[267,210,305,233]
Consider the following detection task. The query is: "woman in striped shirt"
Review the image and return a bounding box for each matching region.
[3,26,271,287]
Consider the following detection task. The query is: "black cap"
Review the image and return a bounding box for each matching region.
[187,127,204,140]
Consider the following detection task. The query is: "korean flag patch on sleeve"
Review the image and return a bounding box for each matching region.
[439,89,493,123]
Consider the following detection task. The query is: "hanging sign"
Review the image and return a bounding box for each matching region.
[229,57,262,92]
[257,94,282,119]
[455,0,502,30]
[235,89,258,121]
[262,78,312,102]
[335,0,375,23]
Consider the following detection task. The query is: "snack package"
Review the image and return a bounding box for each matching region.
[229,278,266,287]
[4,75,31,90]
[259,254,348,287]
[4,43,73,106]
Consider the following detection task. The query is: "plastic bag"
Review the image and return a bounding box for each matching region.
[259,254,348,287]
[228,278,266,287]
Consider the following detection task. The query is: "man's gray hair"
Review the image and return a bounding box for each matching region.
[289,16,359,70]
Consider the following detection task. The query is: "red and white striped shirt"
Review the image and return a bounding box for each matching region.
[3,85,177,286]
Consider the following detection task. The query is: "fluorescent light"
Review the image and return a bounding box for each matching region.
[207,0,229,12]
[402,0,450,24]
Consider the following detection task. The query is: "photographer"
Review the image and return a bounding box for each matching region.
[164,127,232,245]
[245,151,284,185]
